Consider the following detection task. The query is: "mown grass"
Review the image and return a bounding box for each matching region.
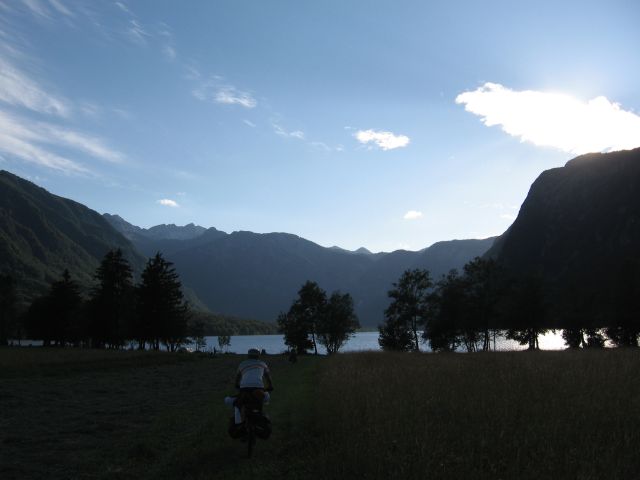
[0,348,320,480]
[313,350,640,479]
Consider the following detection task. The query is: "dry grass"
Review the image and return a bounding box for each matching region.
[312,350,640,480]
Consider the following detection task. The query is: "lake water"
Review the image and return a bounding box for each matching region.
[204,330,567,354]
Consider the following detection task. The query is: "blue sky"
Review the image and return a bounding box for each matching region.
[1,0,639,252]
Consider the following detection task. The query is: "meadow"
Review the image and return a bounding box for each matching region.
[1,348,639,479]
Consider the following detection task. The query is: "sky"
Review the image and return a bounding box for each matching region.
[1,0,640,252]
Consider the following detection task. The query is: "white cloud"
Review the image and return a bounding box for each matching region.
[500,213,517,221]
[243,119,256,128]
[157,198,179,208]
[456,82,640,155]
[0,56,70,117]
[403,210,423,220]
[355,129,410,150]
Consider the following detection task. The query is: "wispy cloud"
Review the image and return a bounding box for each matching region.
[500,213,517,221]
[214,86,257,108]
[243,119,256,128]
[273,123,305,139]
[157,198,179,208]
[403,210,423,220]
[192,79,257,109]
[0,110,125,173]
[0,111,87,173]
[47,0,73,17]
[456,82,640,155]
[355,129,410,151]
[0,56,70,117]
[20,0,50,18]
[127,19,149,45]
[162,45,176,60]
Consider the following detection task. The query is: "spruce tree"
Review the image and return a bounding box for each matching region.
[137,252,189,351]
[89,249,134,349]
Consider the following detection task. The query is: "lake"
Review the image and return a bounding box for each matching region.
[204,330,567,354]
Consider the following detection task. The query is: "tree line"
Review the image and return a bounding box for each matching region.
[0,249,194,351]
[378,257,640,352]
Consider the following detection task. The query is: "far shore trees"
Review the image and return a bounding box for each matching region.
[278,281,359,354]
[379,269,432,352]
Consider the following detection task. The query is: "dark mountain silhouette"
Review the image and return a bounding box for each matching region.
[105,214,495,326]
[0,170,495,324]
[0,171,144,304]
[487,147,640,318]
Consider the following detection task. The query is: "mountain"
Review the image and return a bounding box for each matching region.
[0,170,496,323]
[0,171,144,304]
[107,215,495,326]
[487,148,640,314]
[103,214,226,258]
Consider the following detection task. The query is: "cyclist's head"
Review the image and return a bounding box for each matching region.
[248,348,260,359]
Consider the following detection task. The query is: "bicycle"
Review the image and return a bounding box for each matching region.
[233,389,272,458]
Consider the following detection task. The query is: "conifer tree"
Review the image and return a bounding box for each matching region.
[89,249,134,349]
[136,252,189,351]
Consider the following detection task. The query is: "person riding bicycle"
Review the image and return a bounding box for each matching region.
[235,348,273,413]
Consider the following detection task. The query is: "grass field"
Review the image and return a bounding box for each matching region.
[313,350,640,479]
[2,348,639,479]
[0,348,320,480]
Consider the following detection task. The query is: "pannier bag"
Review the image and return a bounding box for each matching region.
[228,416,246,439]
[249,412,272,439]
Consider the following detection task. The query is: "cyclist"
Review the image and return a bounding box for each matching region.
[235,348,273,412]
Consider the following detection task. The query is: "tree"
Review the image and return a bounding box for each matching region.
[0,274,17,346]
[504,275,549,350]
[48,270,83,346]
[423,270,465,352]
[604,260,640,347]
[136,252,189,352]
[463,258,504,351]
[278,311,314,354]
[217,334,231,352]
[379,269,432,352]
[317,291,360,354]
[189,318,207,352]
[88,249,135,349]
[279,281,327,355]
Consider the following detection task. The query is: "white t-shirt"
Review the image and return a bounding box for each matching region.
[237,359,270,388]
